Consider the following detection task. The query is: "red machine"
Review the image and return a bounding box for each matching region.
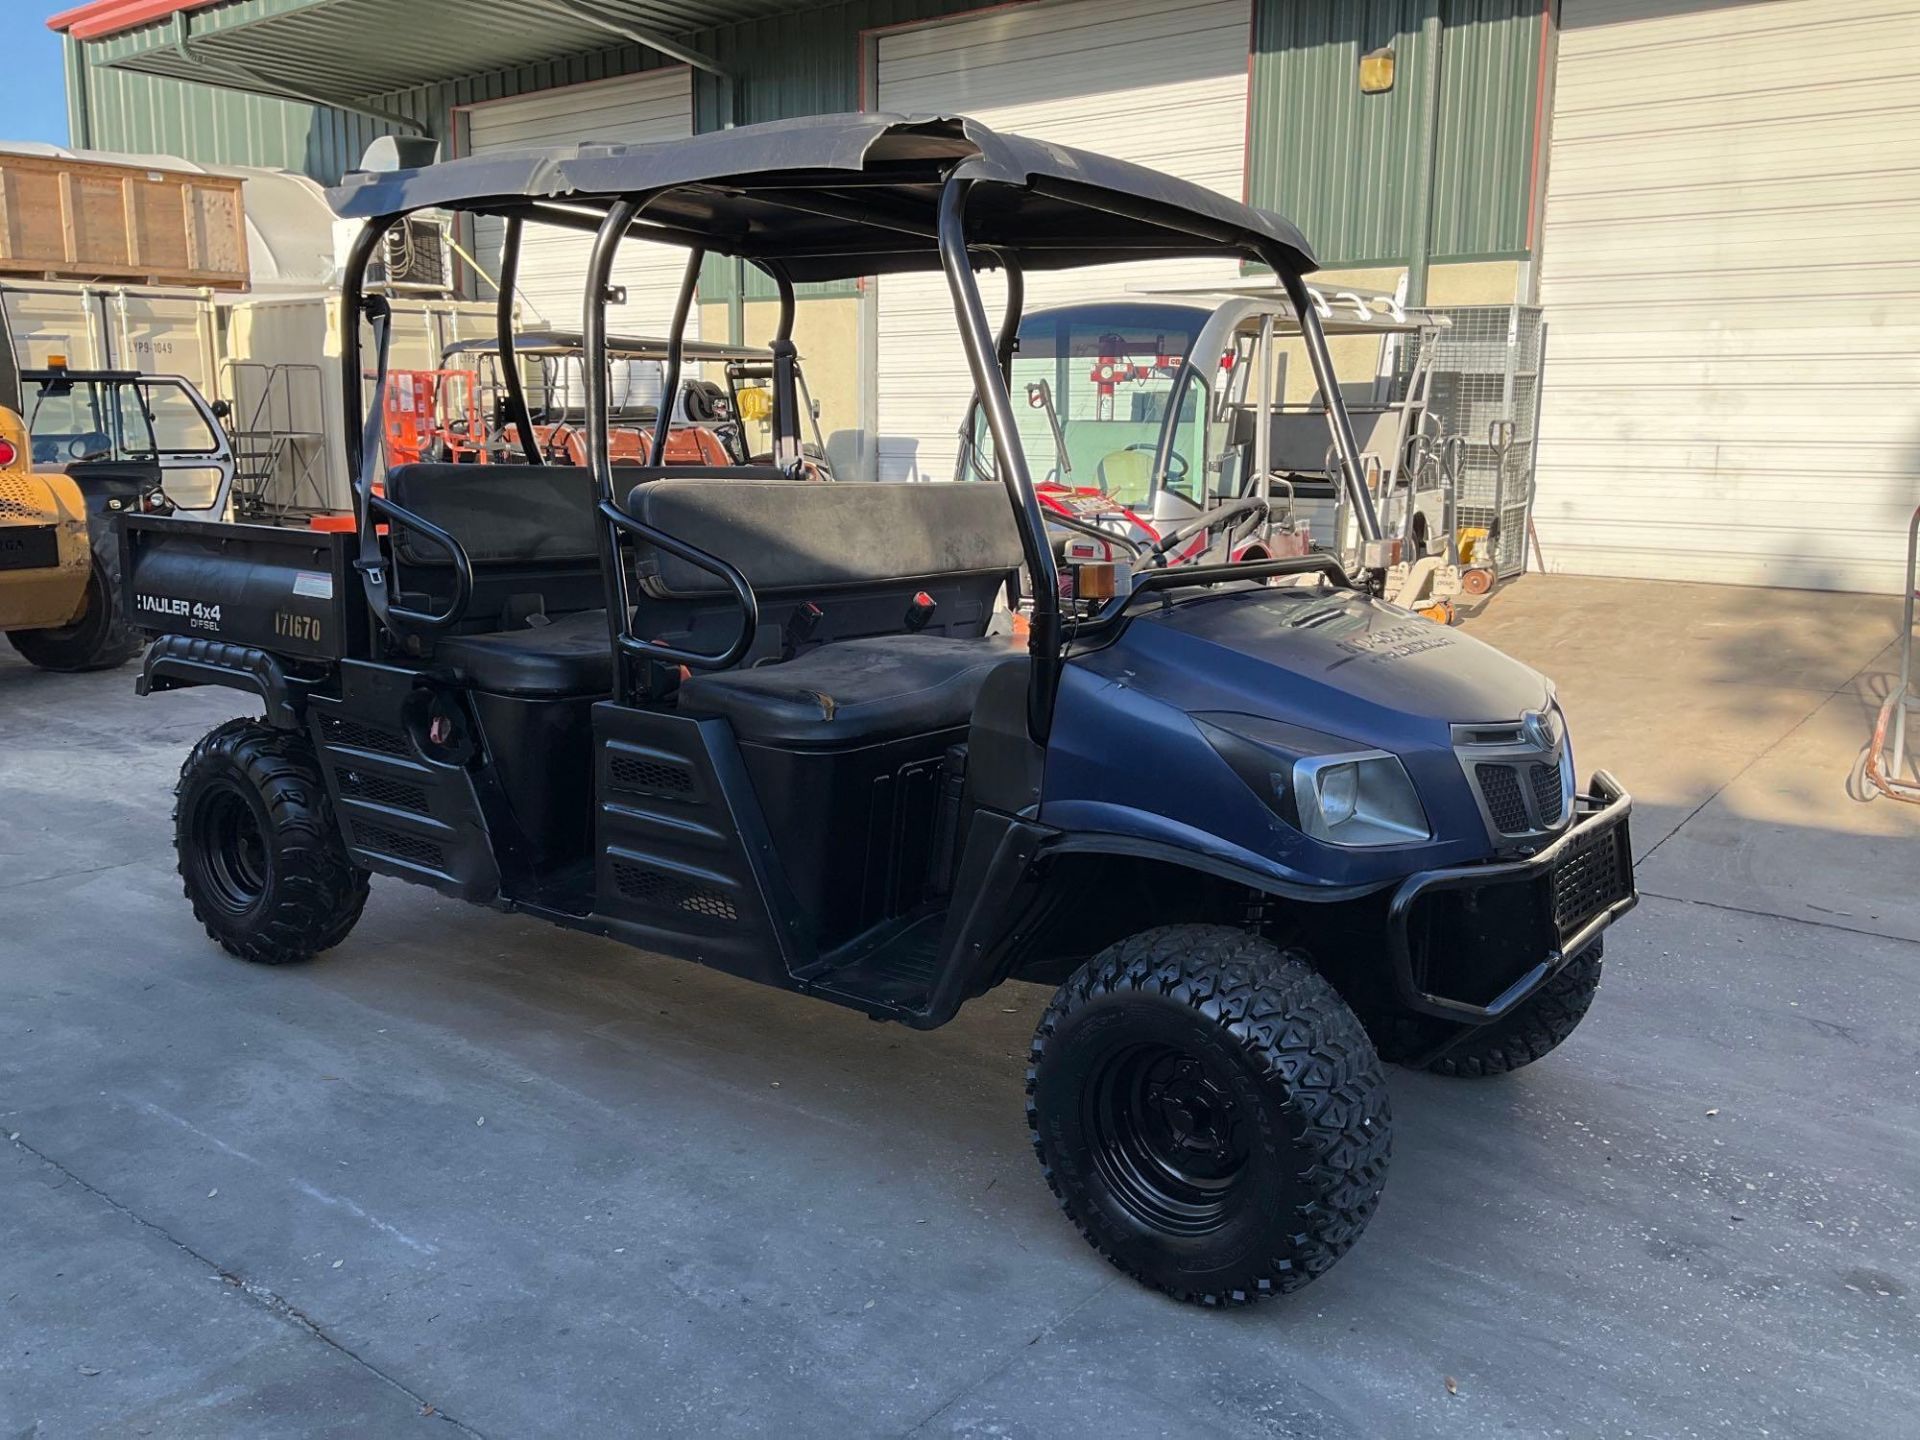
[383,368,482,466]
[1087,332,1177,422]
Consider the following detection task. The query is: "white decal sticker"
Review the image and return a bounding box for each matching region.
[135,593,222,632]
[292,570,333,600]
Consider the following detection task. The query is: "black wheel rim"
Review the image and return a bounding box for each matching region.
[191,784,270,918]
[1085,1042,1251,1237]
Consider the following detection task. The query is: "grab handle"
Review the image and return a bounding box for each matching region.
[598,499,759,670]
[362,492,474,635]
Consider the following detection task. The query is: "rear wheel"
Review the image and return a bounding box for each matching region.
[6,562,139,672]
[1027,925,1391,1306]
[175,719,368,964]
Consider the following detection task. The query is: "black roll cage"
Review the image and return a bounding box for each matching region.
[338,156,1382,742]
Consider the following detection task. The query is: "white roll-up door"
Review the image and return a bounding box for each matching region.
[874,0,1250,482]
[463,71,697,345]
[1534,0,1920,591]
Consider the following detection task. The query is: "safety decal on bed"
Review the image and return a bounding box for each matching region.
[291,570,334,600]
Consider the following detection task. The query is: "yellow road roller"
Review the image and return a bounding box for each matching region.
[0,387,142,672]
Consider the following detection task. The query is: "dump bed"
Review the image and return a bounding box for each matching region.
[119,514,366,661]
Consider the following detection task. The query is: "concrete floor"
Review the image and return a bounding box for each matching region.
[3,574,1918,1438]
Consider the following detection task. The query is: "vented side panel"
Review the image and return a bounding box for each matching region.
[308,670,499,900]
[590,704,793,987]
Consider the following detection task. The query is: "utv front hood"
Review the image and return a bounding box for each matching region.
[1125,583,1551,727]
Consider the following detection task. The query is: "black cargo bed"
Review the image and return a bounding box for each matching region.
[118,515,366,661]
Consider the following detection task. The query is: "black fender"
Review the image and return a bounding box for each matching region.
[137,634,313,729]
[916,822,1394,1028]
[1035,832,1389,906]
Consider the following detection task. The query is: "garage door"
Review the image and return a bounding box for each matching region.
[874,0,1250,482]
[464,70,696,344]
[1534,0,1920,591]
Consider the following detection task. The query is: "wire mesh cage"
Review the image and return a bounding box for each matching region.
[1392,305,1545,578]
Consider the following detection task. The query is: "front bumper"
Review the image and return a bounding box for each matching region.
[1386,770,1637,1023]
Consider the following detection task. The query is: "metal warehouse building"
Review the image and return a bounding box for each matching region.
[50,0,1920,593]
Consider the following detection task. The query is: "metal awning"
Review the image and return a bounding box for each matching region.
[50,0,811,129]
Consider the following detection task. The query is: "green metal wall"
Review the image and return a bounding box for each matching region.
[1248,0,1436,270]
[1430,0,1543,262]
[1246,0,1541,268]
[67,34,389,181]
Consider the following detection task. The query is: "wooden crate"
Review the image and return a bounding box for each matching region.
[0,154,249,290]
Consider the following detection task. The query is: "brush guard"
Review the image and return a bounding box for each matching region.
[1386,772,1636,1023]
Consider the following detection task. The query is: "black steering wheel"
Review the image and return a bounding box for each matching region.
[1121,442,1189,485]
[64,433,114,463]
[1146,496,1270,568]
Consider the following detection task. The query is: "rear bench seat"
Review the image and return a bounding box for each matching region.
[382,463,1025,746]
[385,462,773,697]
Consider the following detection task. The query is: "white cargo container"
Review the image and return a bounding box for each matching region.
[0,281,223,396]
[219,292,503,516]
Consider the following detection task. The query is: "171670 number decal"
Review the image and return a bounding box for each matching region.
[274,611,322,644]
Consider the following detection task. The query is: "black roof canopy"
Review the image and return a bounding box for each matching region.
[330,113,1318,283]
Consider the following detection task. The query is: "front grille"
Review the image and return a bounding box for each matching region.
[1552,825,1630,937]
[1455,712,1572,842]
[354,823,447,871]
[1529,763,1564,825]
[611,860,737,921]
[337,770,430,815]
[1476,763,1529,833]
[319,715,412,758]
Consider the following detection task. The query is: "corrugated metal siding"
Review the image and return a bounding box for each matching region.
[1534,0,1920,593]
[874,0,1249,482]
[1246,0,1539,267]
[1430,0,1541,260]
[1248,0,1436,268]
[464,71,699,335]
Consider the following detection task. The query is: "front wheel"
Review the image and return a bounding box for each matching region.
[174,719,369,965]
[1027,925,1391,1307]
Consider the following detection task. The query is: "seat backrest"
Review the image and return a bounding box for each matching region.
[622,476,1022,663]
[386,463,604,630]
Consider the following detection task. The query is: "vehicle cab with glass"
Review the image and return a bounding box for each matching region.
[957,287,1461,584]
[21,359,236,517]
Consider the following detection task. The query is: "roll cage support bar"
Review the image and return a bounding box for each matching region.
[336,174,1382,733]
[496,216,544,466]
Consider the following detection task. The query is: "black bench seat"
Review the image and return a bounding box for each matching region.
[676,633,1018,748]
[432,609,616,697]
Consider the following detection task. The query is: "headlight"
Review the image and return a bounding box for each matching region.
[1291,751,1429,846]
[1195,714,1431,849]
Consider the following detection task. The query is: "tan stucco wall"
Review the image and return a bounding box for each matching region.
[697,295,861,447]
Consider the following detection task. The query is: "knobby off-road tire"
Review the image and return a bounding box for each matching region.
[174,719,369,965]
[6,558,140,672]
[1373,942,1604,1078]
[1027,925,1392,1307]
[1424,942,1604,1078]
